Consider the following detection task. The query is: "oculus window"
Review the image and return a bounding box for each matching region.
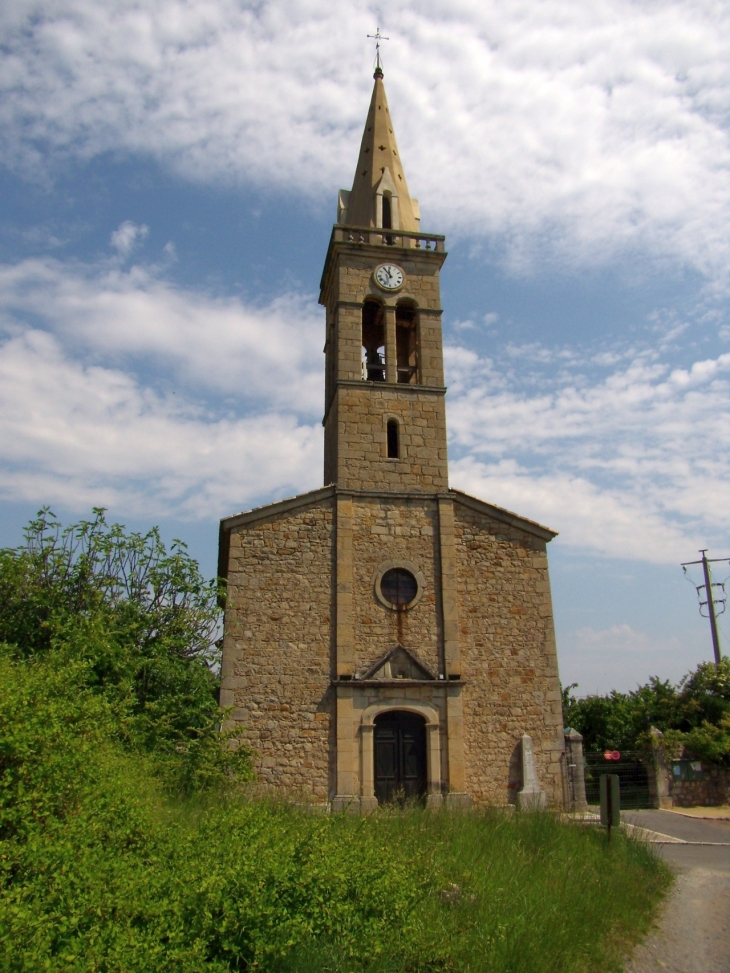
[380,568,418,607]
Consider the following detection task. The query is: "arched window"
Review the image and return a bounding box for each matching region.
[382,193,393,230]
[387,418,399,458]
[395,301,419,385]
[362,301,385,381]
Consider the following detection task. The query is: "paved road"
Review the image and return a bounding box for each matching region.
[622,810,730,973]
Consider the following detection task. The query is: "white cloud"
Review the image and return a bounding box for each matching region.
[2,1,730,280]
[110,220,148,257]
[557,624,704,696]
[0,257,324,414]
[0,252,325,518]
[451,458,692,563]
[446,340,730,564]
[0,327,322,519]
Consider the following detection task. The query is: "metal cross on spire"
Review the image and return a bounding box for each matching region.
[367,27,389,75]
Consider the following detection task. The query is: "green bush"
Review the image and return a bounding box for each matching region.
[0,510,671,971]
[0,646,670,973]
[563,658,730,764]
[0,509,252,792]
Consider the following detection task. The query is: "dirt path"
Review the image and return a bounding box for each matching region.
[622,810,730,973]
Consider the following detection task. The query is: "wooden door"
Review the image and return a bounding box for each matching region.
[374,712,427,805]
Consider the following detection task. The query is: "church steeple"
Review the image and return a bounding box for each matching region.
[320,68,448,494]
[338,70,420,232]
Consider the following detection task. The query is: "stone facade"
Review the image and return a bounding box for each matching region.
[219,486,563,807]
[218,68,566,810]
[453,499,563,805]
[219,491,335,801]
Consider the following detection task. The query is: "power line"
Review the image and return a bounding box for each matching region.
[681,550,729,664]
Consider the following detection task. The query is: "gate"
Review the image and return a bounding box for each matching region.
[583,751,653,809]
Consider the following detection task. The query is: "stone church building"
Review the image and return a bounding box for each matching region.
[218,66,565,810]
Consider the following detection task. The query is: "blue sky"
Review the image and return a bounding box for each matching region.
[1,0,729,694]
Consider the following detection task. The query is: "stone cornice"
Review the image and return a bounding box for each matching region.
[218,484,557,580]
[332,678,464,688]
[449,489,557,541]
[335,299,444,314]
[220,485,335,531]
[319,228,447,305]
[322,379,447,426]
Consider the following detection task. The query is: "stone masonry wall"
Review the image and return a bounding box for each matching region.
[669,765,730,807]
[334,386,448,492]
[330,249,445,393]
[220,499,335,801]
[453,503,564,806]
[322,242,448,495]
[350,496,442,676]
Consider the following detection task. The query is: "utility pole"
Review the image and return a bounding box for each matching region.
[682,550,728,665]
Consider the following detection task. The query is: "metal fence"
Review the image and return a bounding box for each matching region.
[583,751,653,809]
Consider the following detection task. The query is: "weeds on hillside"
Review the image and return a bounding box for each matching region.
[0,646,670,973]
[0,510,671,971]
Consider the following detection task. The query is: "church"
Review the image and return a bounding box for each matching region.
[218,64,565,810]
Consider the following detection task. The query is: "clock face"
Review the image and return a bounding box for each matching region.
[374,264,405,291]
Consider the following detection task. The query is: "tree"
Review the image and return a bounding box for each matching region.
[0,508,251,792]
[563,659,730,766]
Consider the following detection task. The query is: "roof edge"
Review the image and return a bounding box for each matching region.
[220,485,336,533]
[449,489,558,541]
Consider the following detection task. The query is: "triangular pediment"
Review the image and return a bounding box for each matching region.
[360,645,435,681]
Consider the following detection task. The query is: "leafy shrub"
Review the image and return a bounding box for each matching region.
[563,658,730,765]
[0,508,252,792]
[0,647,670,973]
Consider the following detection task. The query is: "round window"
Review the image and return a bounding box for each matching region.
[380,567,418,606]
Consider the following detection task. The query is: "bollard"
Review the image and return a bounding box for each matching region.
[600,774,620,842]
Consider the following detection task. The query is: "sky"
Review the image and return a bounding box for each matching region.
[1,0,729,695]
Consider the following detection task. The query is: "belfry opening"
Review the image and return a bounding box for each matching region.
[382,192,393,229]
[396,302,418,384]
[362,300,385,381]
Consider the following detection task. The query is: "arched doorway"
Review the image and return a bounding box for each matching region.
[374,711,427,805]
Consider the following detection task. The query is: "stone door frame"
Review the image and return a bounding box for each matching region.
[360,700,442,810]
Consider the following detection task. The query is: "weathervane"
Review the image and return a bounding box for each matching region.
[367,27,389,74]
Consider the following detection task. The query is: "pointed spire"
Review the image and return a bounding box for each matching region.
[339,72,420,232]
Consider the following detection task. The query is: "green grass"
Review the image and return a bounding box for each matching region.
[266,807,673,973]
[1,648,672,972]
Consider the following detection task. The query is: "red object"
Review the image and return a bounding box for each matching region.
[604,750,613,760]
[612,751,621,761]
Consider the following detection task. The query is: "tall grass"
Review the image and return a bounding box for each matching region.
[1,647,671,972]
[267,807,671,973]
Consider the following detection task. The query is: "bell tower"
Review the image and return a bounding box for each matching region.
[319,65,449,493]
